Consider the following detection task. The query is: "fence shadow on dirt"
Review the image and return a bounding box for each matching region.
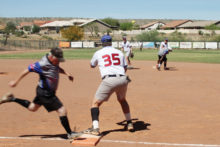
[101,118,151,137]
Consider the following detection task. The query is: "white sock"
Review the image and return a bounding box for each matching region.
[124,113,131,121]
[92,120,99,129]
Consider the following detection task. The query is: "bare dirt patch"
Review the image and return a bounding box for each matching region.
[0,60,220,147]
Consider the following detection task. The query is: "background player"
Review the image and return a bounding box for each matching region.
[157,38,172,70]
[83,35,133,135]
[0,47,78,139]
[121,36,133,67]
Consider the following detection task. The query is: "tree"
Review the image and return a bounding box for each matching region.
[61,26,84,41]
[85,22,100,37]
[4,21,17,45]
[32,25,40,34]
[205,24,220,30]
[4,21,16,34]
[133,24,140,30]
[24,26,31,32]
[120,22,133,31]
[136,30,162,41]
[169,31,186,41]
[15,30,24,37]
[101,17,120,27]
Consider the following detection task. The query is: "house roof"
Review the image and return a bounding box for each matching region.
[161,20,192,29]
[178,20,220,28]
[41,18,112,28]
[140,21,164,29]
[78,19,112,28]
[20,22,33,27]
[40,21,74,27]
[33,20,53,26]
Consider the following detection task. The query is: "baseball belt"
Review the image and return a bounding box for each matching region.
[102,74,125,80]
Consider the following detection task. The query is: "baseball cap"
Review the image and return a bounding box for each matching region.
[50,47,65,62]
[165,38,168,41]
[101,35,112,43]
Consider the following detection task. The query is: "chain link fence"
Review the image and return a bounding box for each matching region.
[0,40,59,50]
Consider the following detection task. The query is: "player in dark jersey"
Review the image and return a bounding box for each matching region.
[0,47,79,139]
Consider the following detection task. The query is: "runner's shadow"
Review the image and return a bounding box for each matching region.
[165,67,178,71]
[127,67,140,70]
[19,134,67,139]
[101,118,150,136]
[0,72,8,75]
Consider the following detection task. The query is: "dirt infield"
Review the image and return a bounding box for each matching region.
[0,59,220,147]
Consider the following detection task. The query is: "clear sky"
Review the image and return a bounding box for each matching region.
[1,0,219,20]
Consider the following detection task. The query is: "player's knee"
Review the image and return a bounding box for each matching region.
[57,106,67,116]
[92,99,103,107]
[28,103,39,112]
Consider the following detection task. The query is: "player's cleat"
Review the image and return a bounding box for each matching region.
[0,92,14,104]
[82,127,100,136]
[127,122,134,131]
[156,64,160,71]
[67,132,81,139]
[164,67,170,70]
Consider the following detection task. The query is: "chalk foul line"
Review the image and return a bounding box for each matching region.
[0,136,219,147]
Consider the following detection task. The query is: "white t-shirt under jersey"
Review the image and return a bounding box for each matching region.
[91,46,127,78]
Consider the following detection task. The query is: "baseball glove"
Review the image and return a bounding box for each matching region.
[130,52,134,58]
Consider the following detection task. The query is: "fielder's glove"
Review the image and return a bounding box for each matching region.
[130,52,134,58]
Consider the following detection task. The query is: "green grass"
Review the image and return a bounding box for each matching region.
[133,49,220,64]
[0,48,220,64]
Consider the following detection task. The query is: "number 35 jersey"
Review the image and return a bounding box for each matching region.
[91,46,127,77]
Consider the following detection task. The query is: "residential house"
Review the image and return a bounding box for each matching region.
[18,22,34,33]
[178,20,220,29]
[40,19,114,34]
[140,21,165,30]
[161,20,192,30]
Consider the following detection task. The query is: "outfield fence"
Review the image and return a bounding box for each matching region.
[0,40,59,50]
[0,40,219,50]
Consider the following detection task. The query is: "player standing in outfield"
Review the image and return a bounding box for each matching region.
[157,38,172,70]
[0,48,79,139]
[83,35,133,135]
[121,36,133,67]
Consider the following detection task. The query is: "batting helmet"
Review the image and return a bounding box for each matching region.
[101,35,112,43]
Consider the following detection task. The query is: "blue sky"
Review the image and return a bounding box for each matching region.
[1,0,219,20]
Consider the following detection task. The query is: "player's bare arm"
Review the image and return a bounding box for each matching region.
[124,66,127,72]
[9,69,30,87]
[121,47,124,51]
[59,67,74,82]
[90,59,97,68]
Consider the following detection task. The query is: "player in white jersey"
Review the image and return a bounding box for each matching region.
[157,38,172,70]
[121,36,133,66]
[83,35,133,136]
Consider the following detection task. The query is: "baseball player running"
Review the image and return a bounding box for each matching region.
[121,36,133,67]
[157,38,172,70]
[83,35,133,135]
[0,48,79,139]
